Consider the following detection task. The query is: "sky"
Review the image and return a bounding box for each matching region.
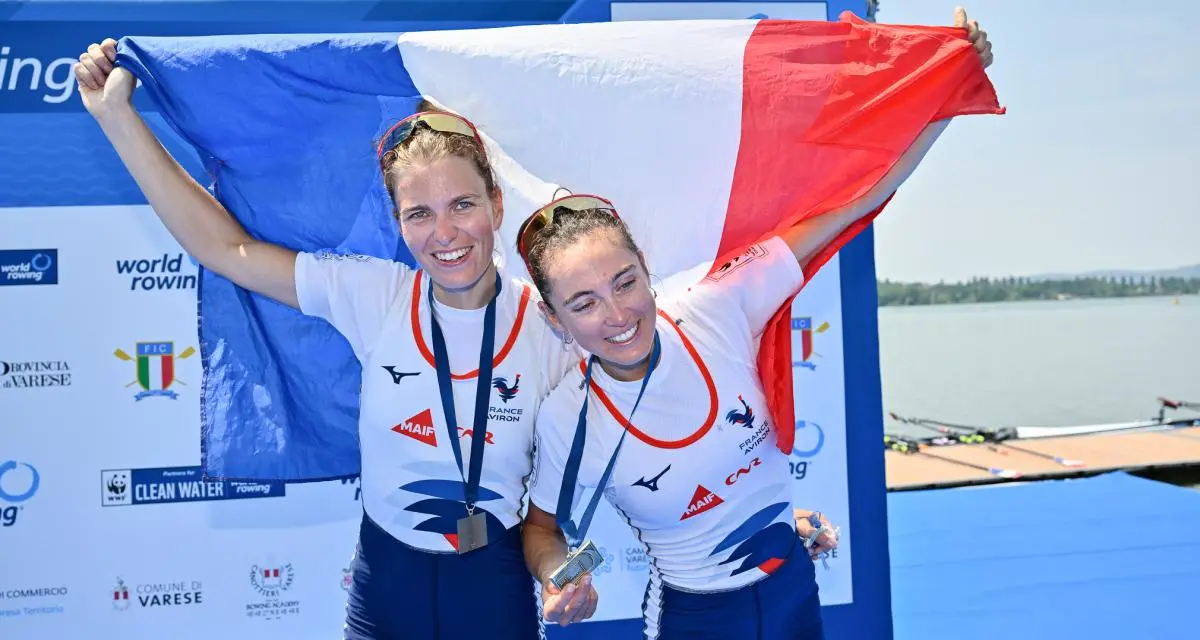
[867,0,1198,283]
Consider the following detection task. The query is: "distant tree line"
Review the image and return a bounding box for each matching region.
[877,275,1200,306]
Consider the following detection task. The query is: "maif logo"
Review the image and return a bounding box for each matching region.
[113,341,196,400]
[0,249,57,286]
[680,485,723,521]
[115,253,197,291]
[392,409,437,446]
[0,460,40,527]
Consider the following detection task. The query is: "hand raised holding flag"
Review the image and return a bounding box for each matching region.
[956,6,994,68]
[74,38,134,118]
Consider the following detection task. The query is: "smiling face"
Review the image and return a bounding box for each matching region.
[536,224,658,381]
[382,123,503,308]
[393,155,502,300]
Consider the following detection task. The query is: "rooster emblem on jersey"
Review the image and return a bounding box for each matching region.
[492,374,521,403]
[725,394,756,429]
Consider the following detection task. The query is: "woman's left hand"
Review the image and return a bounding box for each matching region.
[794,509,839,560]
[955,7,994,69]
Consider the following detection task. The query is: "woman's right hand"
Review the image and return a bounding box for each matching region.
[541,574,599,627]
[74,38,135,120]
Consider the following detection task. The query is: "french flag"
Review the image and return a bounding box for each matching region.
[115,13,1001,482]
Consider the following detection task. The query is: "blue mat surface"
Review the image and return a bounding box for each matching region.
[888,472,1200,640]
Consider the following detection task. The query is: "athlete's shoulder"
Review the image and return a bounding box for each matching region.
[538,360,587,426]
[304,249,412,278]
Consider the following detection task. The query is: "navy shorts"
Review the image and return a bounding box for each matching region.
[344,513,542,640]
[646,537,824,640]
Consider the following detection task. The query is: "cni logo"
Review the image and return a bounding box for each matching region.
[791,318,830,370]
[491,375,521,403]
[0,460,40,527]
[112,578,131,611]
[457,427,495,444]
[341,568,353,591]
[113,342,196,400]
[725,457,762,486]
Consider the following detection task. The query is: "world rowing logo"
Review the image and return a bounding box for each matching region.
[491,375,520,403]
[725,395,756,429]
[793,420,825,458]
[0,460,39,503]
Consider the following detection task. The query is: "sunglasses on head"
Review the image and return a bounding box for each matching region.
[376,111,485,160]
[516,194,621,264]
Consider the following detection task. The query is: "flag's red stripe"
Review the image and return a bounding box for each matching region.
[161,354,175,388]
[717,14,1004,453]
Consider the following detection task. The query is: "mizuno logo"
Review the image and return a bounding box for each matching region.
[724,457,762,486]
[382,366,420,384]
[680,485,723,520]
[632,465,671,492]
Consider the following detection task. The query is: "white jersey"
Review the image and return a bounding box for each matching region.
[529,236,805,593]
[295,250,576,552]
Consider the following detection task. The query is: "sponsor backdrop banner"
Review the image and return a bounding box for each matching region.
[1,1,889,639]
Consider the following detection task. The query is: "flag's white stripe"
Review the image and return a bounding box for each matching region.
[397,20,757,284]
[147,356,163,390]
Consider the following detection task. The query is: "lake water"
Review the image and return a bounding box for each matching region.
[878,294,1200,438]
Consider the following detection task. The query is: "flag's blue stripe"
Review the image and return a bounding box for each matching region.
[117,33,422,482]
[5,2,572,23]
